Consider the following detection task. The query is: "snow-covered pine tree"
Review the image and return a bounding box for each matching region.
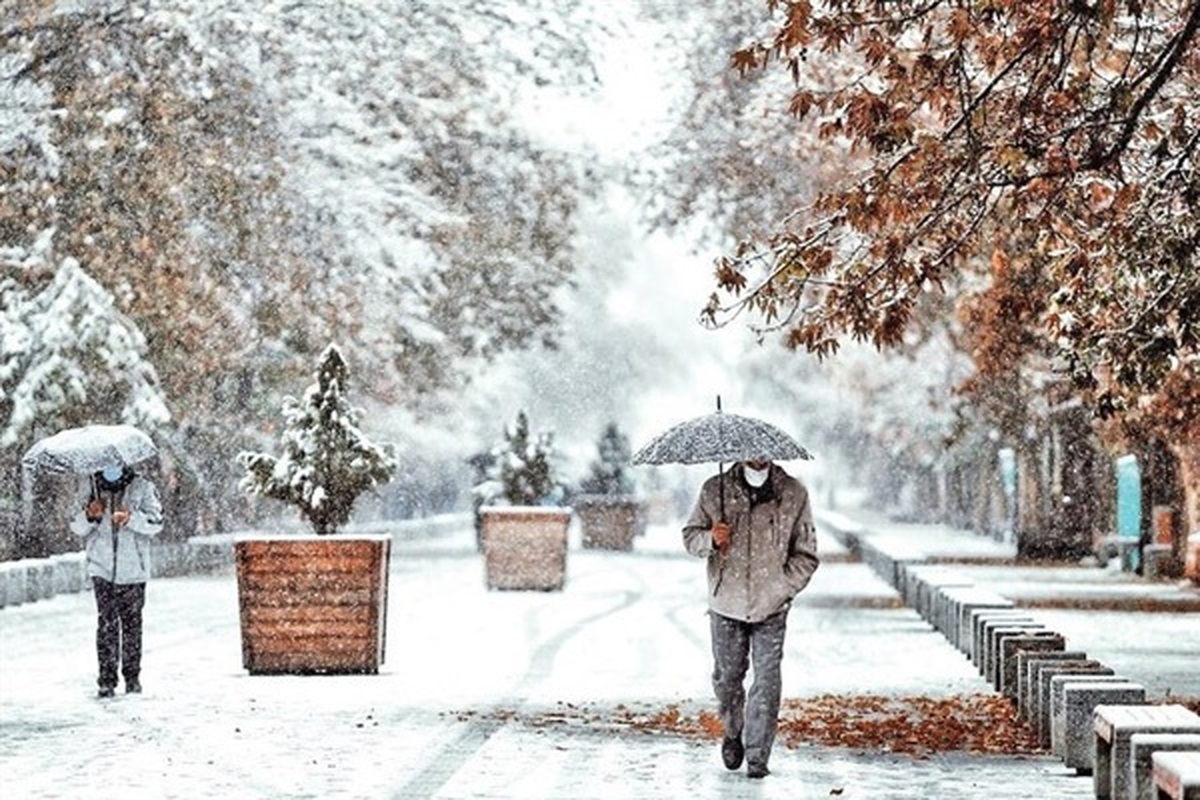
[579,422,634,496]
[477,410,562,507]
[1,248,170,448]
[238,345,397,535]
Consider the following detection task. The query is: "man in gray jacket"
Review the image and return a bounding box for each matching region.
[683,458,820,779]
[70,465,163,698]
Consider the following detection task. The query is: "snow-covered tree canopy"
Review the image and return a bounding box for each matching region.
[1,235,169,447]
[0,0,596,416]
[0,0,614,519]
[238,344,397,536]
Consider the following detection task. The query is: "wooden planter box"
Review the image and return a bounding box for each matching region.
[234,535,390,675]
[575,495,643,551]
[480,506,570,591]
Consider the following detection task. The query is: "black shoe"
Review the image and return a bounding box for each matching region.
[721,737,744,770]
[125,680,142,694]
[747,762,770,779]
[97,686,115,699]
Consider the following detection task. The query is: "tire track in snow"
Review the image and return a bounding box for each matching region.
[390,571,646,798]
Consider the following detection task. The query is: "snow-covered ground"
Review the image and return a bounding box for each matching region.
[7,513,1193,798]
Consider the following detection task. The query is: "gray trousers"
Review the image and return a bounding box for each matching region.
[709,609,788,767]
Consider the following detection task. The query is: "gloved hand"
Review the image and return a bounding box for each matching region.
[86,499,105,522]
[112,508,131,527]
[712,521,732,552]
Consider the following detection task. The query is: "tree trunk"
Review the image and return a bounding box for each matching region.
[1175,442,1200,539]
[1015,435,1052,560]
[1049,406,1101,561]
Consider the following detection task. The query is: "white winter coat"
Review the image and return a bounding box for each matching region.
[69,474,164,584]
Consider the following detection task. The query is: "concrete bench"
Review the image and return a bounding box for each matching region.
[1094,704,1200,800]
[1019,651,1089,720]
[1152,750,1200,800]
[1032,661,1110,747]
[998,632,1066,698]
[1130,733,1200,800]
[1053,680,1141,770]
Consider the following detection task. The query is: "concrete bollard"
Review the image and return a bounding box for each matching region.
[968,608,1032,664]
[25,558,57,602]
[1019,651,1089,721]
[951,591,1014,655]
[985,623,1046,686]
[998,632,1066,697]
[0,561,28,608]
[1049,675,1131,758]
[1060,684,1146,772]
[1032,660,1109,747]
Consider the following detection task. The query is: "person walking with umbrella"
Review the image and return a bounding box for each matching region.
[69,462,164,698]
[634,403,819,779]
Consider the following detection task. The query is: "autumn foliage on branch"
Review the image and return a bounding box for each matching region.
[709,0,1199,421]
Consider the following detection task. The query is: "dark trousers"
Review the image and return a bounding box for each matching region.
[709,609,788,768]
[92,578,145,688]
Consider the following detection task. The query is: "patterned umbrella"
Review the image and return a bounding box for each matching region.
[631,408,812,466]
[21,424,158,477]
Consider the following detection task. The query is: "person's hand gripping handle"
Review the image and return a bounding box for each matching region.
[712,521,732,553]
[85,498,105,523]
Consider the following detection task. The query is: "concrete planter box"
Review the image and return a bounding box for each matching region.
[480,506,570,591]
[234,535,390,675]
[574,496,643,552]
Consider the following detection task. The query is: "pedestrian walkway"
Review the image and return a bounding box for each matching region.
[1,509,1193,799]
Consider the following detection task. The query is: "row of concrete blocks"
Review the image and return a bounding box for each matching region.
[0,538,232,609]
[858,541,1200,800]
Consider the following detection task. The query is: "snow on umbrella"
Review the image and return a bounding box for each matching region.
[631,399,811,524]
[21,424,158,477]
[631,408,812,466]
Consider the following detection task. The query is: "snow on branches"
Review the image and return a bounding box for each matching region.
[238,344,397,535]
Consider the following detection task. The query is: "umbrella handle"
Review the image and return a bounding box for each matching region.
[718,461,725,523]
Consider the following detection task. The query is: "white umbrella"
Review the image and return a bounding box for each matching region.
[21,424,158,477]
[19,424,160,534]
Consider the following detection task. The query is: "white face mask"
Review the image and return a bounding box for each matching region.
[744,465,770,487]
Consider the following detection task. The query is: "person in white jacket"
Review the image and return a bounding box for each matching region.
[70,465,164,698]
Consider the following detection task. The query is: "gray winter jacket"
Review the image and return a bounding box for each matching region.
[682,463,819,623]
[69,474,164,584]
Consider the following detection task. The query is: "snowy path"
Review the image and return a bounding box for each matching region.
[0,523,1099,798]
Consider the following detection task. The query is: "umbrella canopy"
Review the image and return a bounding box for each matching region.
[21,424,158,477]
[632,410,812,466]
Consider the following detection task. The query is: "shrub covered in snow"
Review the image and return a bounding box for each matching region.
[238,345,397,535]
[578,422,635,496]
[474,410,563,507]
